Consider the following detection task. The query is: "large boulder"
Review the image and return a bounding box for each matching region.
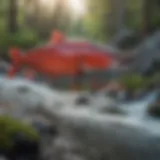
[130,31,160,73]
[0,116,40,160]
[7,135,40,160]
[147,92,160,117]
[110,30,140,49]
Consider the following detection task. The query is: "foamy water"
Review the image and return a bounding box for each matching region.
[0,76,160,160]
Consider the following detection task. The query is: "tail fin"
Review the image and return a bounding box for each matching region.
[7,47,22,78]
[49,30,65,45]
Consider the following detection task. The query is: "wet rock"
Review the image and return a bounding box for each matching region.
[61,114,160,160]
[0,61,10,75]
[99,105,126,115]
[0,157,6,160]
[75,96,90,105]
[17,86,30,94]
[131,31,160,73]
[0,150,8,159]
[51,136,84,160]
[107,90,118,99]
[32,121,58,138]
[6,135,40,160]
[147,103,160,117]
[125,90,135,101]
[111,30,140,49]
[63,153,86,160]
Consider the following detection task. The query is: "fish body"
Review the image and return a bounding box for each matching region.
[8,31,115,78]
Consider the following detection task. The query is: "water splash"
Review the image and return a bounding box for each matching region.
[0,76,160,160]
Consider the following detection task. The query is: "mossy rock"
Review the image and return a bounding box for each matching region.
[0,116,40,150]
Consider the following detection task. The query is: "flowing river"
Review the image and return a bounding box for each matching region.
[0,76,160,160]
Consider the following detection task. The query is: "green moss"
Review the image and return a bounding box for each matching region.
[0,116,40,149]
[119,74,148,91]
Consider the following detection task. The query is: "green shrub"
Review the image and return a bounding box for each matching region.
[120,73,160,91]
[0,116,40,149]
[147,73,160,85]
[119,74,148,91]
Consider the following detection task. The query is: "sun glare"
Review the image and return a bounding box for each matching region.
[67,0,86,16]
[39,0,47,5]
[39,0,86,16]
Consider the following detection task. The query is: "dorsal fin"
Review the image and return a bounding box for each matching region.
[49,30,65,45]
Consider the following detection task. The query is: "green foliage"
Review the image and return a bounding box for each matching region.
[0,0,160,54]
[83,0,110,42]
[149,0,160,31]
[0,116,40,149]
[0,29,39,48]
[120,72,160,91]
[125,0,143,30]
[0,0,8,31]
[83,0,160,41]
[0,29,40,60]
[23,0,72,38]
[119,74,147,90]
[147,73,160,85]
[83,0,144,41]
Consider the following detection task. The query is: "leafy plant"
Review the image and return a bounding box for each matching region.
[119,74,147,91]
[147,73,160,86]
[0,116,40,150]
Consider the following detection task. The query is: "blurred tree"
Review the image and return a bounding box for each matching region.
[8,0,18,33]
[84,0,110,41]
[149,0,160,31]
[52,0,72,33]
[108,0,126,35]
[0,0,159,51]
[83,0,160,41]
[142,0,153,36]
[125,0,143,31]
[23,0,72,38]
[84,0,127,41]
[70,18,84,36]
[0,0,8,30]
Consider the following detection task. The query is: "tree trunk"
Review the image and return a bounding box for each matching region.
[108,0,126,36]
[107,0,116,36]
[142,0,152,37]
[117,0,126,33]
[52,0,68,32]
[8,0,18,33]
